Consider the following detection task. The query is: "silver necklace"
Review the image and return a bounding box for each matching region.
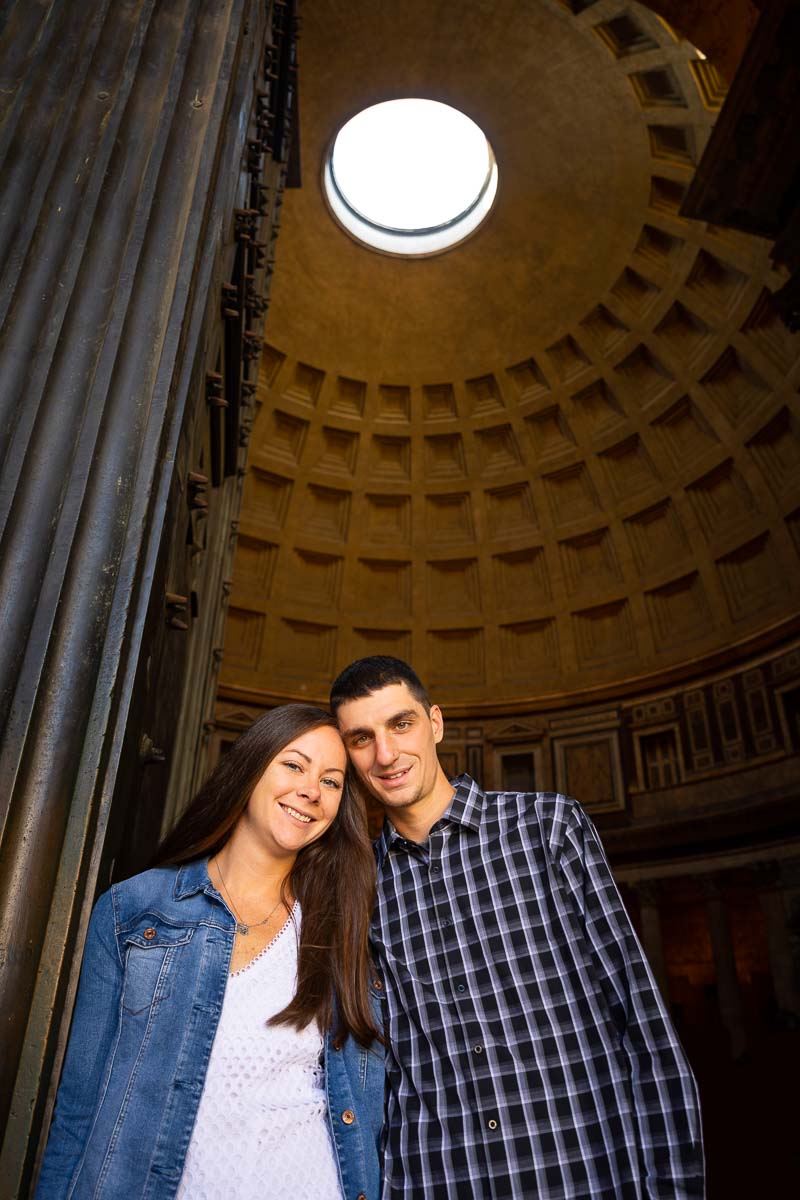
[213,857,284,937]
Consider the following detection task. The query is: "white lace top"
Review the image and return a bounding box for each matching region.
[176,904,342,1199]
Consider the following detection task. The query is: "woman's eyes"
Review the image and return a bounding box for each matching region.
[283,760,341,789]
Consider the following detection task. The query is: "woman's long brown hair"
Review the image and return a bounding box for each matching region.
[156,704,380,1045]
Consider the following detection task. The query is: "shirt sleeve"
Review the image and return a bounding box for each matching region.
[557,801,705,1200]
[36,889,122,1199]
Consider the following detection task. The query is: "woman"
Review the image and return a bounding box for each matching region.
[37,704,384,1199]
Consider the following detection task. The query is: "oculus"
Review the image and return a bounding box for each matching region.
[324,98,498,256]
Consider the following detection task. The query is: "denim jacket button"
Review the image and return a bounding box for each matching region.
[341,1109,355,1125]
[332,1038,342,1051]
[357,1194,367,1199]
[371,977,383,991]
[143,928,156,940]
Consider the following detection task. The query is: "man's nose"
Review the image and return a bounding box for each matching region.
[374,732,397,765]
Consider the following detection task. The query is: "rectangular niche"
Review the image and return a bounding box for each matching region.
[422,382,458,420]
[570,379,626,436]
[262,409,308,466]
[493,546,551,608]
[424,432,467,481]
[649,176,688,219]
[716,533,784,621]
[741,290,800,374]
[645,571,713,645]
[425,492,475,543]
[355,558,412,616]
[425,558,481,613]
[286,548,343,608]
[594,13,658,58]
[525,404,576,462]
[369,434,411,481]
[506,357,550,403]
[330,375,366,419]
[475,424,523,475]
[685,249,747,314]
[580,304,629,354]
[303,483,351,542]
[614,344,674,408]
[542,463,602,527]
[559,527,622,596]
[628,66,687,108]
[316,426,359,477]
[701,346,769,425]
[223,607,264,671]
[364,493,412,544]
[690,58,727,109]
[233,536,278,597]
[648,124,695,166]
[573,599,636,666]
[275,618,336,678]
[685,459,755,541]
[654,301,714,366]
[282,361,324,407]
[260,343,286,387]
[499,619,559,680]
[597,433,661,503]
[553,732,625,813]
[624,498,689,574]
[245,468,293,531]
[352,627,412,661]
[377,384,411,422]
[485,482,538,539]
[465,373,505,416]
[747,407,800,499]
[651,395,720,469]
[611,266,660,316]
[427,628,485,687]
[545,334,591,382]
[635,225,685,272]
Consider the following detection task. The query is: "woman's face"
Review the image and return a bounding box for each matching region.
[240,724,347,861]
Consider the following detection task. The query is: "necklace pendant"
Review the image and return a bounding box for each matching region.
[236,922,249,936]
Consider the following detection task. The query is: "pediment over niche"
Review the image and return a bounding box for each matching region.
[489,722,545,744]
[214,708,258,731]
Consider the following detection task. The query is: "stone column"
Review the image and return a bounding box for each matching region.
[754,860,800,1026]
[701,875,747,1059]
[634,879,670,1003]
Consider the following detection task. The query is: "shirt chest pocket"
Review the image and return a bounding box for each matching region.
[122,925,195,1015]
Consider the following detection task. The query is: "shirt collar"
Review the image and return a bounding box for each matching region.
[173,857,213,899]
[374,773,485,868]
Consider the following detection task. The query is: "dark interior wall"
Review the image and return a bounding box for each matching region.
[0,1,297,1191]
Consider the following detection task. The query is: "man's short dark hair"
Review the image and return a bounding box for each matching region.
[330,656,431,714]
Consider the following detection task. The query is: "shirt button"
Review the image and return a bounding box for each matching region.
[456,984,465,993]
[473,1045,483,1054]
[143,928,156,940]
[441,918,452,926]
[488,1118,498,1130]
[341,1109,355,1125]
[431,864,440,873]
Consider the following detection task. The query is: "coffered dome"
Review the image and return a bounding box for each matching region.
[222,0,800,709]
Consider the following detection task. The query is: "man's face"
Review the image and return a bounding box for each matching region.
[336,682,444,813]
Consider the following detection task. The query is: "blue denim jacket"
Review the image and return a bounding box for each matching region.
[36,860,385,1200]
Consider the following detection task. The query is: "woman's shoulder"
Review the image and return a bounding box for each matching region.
[107,861,205,923]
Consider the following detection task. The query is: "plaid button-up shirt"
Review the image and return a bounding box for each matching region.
[372,775,704,1199]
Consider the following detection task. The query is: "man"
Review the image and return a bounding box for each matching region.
[330,655,704,1200]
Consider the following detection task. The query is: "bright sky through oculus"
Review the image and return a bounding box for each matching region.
[331,99,492,231]
[325,99,498,255]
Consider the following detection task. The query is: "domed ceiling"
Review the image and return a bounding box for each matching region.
[221,0,800,709]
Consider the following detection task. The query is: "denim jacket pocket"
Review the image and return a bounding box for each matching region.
[121,925,194,1015]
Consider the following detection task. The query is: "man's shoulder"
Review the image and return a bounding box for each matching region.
[484,788,584,857]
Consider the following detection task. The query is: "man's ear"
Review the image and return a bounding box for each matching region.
[430,704,444,745]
